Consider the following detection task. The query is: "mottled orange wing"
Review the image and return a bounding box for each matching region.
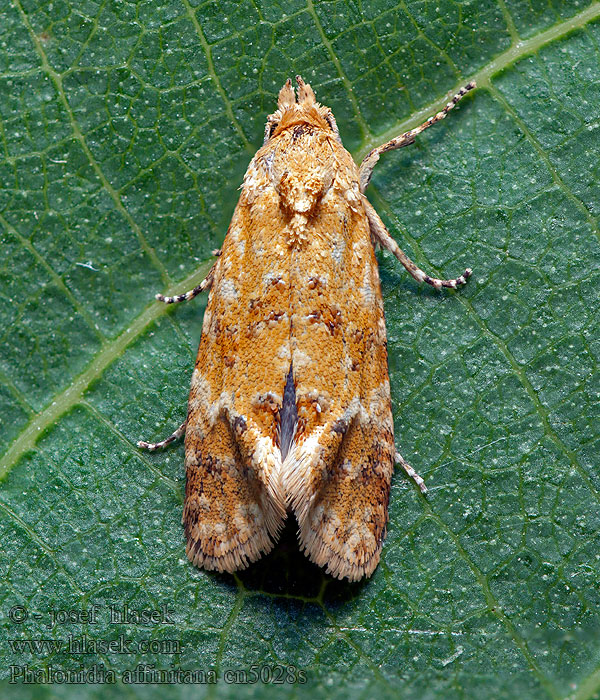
[183,185,292,572]
[282,137,395,581]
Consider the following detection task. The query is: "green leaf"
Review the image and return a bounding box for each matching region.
[1,1,599,698]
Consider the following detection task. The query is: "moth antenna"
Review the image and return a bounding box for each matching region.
[278,78,296,109]
[296,75,316,105]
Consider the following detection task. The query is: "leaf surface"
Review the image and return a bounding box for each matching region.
[1,1,600,698]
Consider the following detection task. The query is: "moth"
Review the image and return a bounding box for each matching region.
[139,76,475,581]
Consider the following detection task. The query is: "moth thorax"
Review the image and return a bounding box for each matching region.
[278,171,328,216]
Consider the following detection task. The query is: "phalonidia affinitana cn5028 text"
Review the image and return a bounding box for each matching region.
[138,76,476,581]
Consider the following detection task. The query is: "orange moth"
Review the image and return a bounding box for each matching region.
[139,76,475,581]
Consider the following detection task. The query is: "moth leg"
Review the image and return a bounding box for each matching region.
[155,253,220,304]
[137,419,187,451]
[358,81,476,192]
[395,452,427,494]
[363,196,471,289]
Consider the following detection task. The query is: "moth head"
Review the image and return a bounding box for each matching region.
[263,76,341,144]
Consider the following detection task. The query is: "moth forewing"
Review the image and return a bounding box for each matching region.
[183,196,289,573]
